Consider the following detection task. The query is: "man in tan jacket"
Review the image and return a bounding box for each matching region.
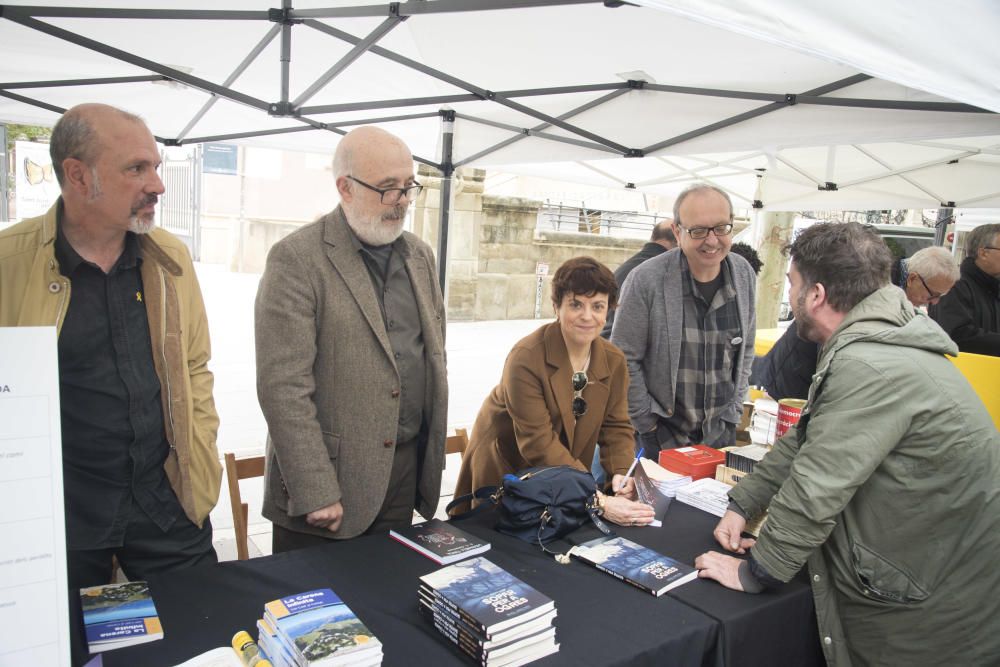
[256,126,447,552]
[0,104,221,590]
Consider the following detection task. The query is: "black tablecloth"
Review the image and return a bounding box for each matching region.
[84,501,822,667]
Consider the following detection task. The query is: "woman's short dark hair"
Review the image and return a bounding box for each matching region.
[785,222,892,312]
[551,256,619,309]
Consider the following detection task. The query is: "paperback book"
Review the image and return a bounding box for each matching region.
[417,593,556,651]
[724,444,770,474]
[631,460,672,527]
[675,477,732,517]
[263,588,382,666]
[80,581,163,653]
[419,602,557,665]
[570,536,698,597]
[390,518,491,565]
[418,557,555,638]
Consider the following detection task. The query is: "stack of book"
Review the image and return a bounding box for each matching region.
[638,458,692,497]
[723,444,770,474]
[570,536,698,596]
[675,478,733,517]
[419,556,559,666]
[257,588,382,667]
[80,581,163,653]
[390,518,491,565]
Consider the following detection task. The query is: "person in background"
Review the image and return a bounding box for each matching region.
[452,257,655,528]
[753,243,959,399]
[728,242,763,275]
[0,103,221,590]
[695,221,1000,666]
[600,219,676,339]
[930,223,1000,356]
[255,126,448,552]
[612,184,756,458]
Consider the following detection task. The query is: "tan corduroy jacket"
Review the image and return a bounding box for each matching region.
[0,200,221,527]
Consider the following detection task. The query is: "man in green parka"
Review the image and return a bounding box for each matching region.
[695,222,1000,666]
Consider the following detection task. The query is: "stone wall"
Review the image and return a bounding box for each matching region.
[414,166,647,321]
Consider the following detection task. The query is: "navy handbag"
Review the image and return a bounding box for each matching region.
[446,465,611,556]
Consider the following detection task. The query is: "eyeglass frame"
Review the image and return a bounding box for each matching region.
[346,175,423,205]
[677,222,734,240]
[914,272,946,301]
[983,246,1000,251]
[572,371,589,418]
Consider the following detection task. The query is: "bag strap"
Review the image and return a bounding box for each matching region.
[445,485,499,520]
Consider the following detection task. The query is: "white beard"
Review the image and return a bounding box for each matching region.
[345,205,407,246]
[129,214,156,235]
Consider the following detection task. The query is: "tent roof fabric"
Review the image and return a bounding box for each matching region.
[2,0,999,209]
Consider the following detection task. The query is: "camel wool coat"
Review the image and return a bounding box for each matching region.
[452,321,634,511]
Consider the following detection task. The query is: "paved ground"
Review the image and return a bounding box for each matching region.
[196,263,547,560]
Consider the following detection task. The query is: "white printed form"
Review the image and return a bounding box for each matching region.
[0,327,69,667]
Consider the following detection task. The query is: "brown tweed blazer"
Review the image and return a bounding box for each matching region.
[255,206,447,538]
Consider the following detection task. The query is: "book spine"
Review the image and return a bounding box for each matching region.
[592,562,658,596]
[420,604,487,661]
[419,601,488,648]
[420,587,487,635]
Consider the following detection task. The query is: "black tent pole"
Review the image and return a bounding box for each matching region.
[437,110,455,295]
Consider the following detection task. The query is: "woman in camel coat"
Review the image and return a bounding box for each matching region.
[452,257,655,526]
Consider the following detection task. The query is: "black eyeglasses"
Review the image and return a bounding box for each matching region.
[984,246,1000,251]
[572,371,588,418]
[678,222,733,240]
[347,176,423,205]
[914,273,945,301]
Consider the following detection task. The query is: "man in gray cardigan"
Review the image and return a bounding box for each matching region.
[611,184,755,458]
[255,126,448,552]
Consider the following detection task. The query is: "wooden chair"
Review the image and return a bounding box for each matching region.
[445,428,469,456]
[224,452,266,561]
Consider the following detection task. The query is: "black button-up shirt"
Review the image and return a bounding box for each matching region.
[348,228,427,444]
[55,225,180,550]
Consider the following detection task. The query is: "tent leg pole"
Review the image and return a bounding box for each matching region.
[436,111,455,295]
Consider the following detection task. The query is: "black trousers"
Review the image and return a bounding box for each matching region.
[272,436,419,554]
[67,501,217,592]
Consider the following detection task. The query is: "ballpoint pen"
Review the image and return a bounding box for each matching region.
[617,447,644,493]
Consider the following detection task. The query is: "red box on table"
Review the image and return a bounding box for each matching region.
[658,445,725,480]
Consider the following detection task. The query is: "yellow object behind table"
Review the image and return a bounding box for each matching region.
[754,328,1000,431]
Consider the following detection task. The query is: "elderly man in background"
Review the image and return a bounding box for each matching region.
[696,222,1000,666]
[754,244,960,401]
[601,219,676,339]
[930,223,1000,356]
[0,104,221,589]
[612,184,756,458]
[255,126,448,552]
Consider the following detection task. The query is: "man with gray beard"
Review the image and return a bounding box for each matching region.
[255,126,448,551]
[0,103,222,590]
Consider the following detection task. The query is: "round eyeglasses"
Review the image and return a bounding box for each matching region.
[347,175,423,205]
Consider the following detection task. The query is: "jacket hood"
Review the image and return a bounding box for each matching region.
[821,285,958,364]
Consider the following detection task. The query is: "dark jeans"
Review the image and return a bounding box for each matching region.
[272,436,419,554]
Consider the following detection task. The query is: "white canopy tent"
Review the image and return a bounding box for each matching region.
[2,0,999,276]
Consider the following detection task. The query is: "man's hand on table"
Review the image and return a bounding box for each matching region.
[694,551,745,591]
[712,509,756,554]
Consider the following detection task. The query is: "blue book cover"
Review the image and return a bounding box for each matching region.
[80,581,162,651]
[418,557,554,636]
[264,588,380,665]
[571,536,698,596]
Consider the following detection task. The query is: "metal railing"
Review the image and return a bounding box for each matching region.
[537,200,664,239]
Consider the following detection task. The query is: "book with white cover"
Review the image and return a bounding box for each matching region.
[675,478,732,517]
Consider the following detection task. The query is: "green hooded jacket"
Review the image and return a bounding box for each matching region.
[730,285,1000,666]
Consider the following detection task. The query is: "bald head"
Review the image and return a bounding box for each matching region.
[333,126,412,181]
[51,103,145,188]
[334,126,417,246]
